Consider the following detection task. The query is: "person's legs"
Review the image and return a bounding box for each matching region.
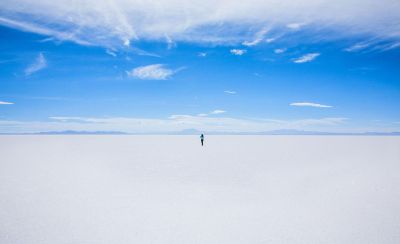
[201,139,203,146]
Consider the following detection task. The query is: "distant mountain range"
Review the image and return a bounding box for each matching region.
[1,129,400,136]
[0,130,129,135]
[170,129,400,136]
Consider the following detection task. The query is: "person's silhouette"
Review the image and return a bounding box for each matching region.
[200,134,204,146]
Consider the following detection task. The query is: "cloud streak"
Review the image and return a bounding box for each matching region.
[1,1,399,48]
[344,40,400,52]
[286,22,307,30]
[126,64,181,80]
[106,49,117,57]
[242,27,269,46]
[274,48,287,54]
[24,53,47,76]
[224,90,237,94]
[0,101,14,105]
[344,42,371,52]
[290,102,332,108]
[210,110,226,114]
[230,49,246,55]
[292,53,320,63]
[195,109,227,117]
[0,17,93,46]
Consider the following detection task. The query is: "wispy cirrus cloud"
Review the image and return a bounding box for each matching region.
[224,90,237,94]
[105,49,117,57]
[165,35,176,50]
[292,53,320,63]
[265,38,276,43]
[198,52,207,57]
[345,40,400,52]
[194,109,227,117]
[344,42,371,52]
[0,16,93,46]
[126,64,182,80]
[286,22,306,30]
[230,49,246,55]
[0,0,400,49]
[210,110,226,114]
[242,27,269,46]
[242,40,261,47]
[0,101,14,105]
[274,48,287,54]
[379,42,400,51]
[1,1,400,48]
[290,102,332,108]
[24,53,47,76]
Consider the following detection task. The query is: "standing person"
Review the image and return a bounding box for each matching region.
[200,134,204,146]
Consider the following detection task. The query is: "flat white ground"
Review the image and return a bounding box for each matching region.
[1,136,399,244]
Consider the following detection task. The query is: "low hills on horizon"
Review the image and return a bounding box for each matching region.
[1,129,400,136]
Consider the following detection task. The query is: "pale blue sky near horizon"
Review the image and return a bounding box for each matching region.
[0,0,399,133]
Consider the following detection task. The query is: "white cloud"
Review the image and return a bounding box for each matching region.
[344,42,371,52]
[210,110,226,114]
[198,52,207,57]
[0,101,14,105]
[106,49,117,57]
[380,42,400,51]
[1,1,400,48]
[286,22,306,30]
[195,109,226,118]
[0,17,93,46]
[274,48,287,54]
[292,53,320,63]
[224,90,237,94]
[242,40,261,47]
[265,38,276,43]
[123,39,131,47]
[290,102,332,108]
[230,49,247,55]
[196,109,227,117]
[126,64,179,80]
[165,35,176,49]
[24,53,47,76]
[345,41,400,52]
[191,110,227,117]
[242,27,269,46]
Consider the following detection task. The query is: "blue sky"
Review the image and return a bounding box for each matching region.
[0,0,399,133]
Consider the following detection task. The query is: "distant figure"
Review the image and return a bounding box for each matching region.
[200,134,204,146]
